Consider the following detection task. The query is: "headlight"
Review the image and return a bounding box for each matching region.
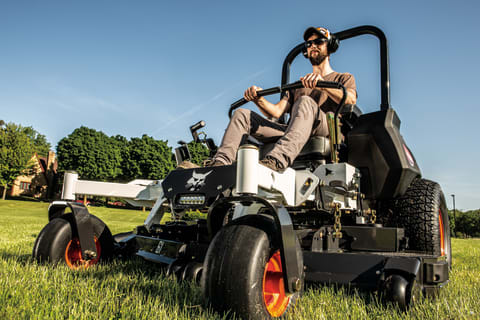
[178,194,205,205]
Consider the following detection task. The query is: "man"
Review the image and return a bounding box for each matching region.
[184,27,357,172]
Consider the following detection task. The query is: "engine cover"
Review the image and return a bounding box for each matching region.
[347,108,421,200]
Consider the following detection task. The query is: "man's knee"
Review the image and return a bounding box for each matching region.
[293,96,317,113]
[291,95,317,119]
[296,95,317,106]
[229,108,251,131]
[296,96,317,108]
[232,108,251,120]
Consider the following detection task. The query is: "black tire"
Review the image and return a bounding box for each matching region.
[201,223,303,319]
[388,178,452,268]
[383,274,415,310]
[32,213,114,269]
[181,262,203,283]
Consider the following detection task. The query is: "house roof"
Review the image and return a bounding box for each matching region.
[37,153,58,175]
[39,157,47,173]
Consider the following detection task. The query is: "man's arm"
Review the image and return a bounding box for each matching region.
[322,87,357,105]
[301,73,357,105]
[244,86,290,119]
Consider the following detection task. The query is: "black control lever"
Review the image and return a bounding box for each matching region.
[228,81,345,117]
[190,120,206,143]
[228,81,347,153]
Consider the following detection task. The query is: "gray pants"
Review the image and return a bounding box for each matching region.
[214,96,328,168]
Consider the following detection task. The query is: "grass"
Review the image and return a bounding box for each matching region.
[0,199,479,319]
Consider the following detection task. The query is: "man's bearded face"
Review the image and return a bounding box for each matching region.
[309,50,328,65]
[307,35,328,65]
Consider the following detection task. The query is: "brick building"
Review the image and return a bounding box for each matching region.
[9,151,58,199]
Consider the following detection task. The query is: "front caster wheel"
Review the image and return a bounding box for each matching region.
[33,213,114,269]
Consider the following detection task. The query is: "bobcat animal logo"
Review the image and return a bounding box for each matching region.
[185,170,213,191]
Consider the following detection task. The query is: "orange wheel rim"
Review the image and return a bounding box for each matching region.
[438,209,445,256]
[262,250,290,317]
[65,237,101,270]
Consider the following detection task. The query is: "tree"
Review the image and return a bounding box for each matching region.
[57,127,178,182]
[125,135,175,180]
[0,123,35,200]
[112,134,130,181]
[127,134,175,179]
[187,141,210,166]
[22,126,52,158]
[448,209,456,237]
[454,209,480,238]
[57,127,123,181]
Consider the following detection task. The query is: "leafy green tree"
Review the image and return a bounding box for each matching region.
[448,210,456,237]
[0,122,35,200]
[455,209,480,238]
[112,134,130,181]
[187,141,210,166]
[22,126,52,158]
[125,135,175,180]
[57,127,123,181]
[57,127,177,182]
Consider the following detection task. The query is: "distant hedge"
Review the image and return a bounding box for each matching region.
[448,209,480,238]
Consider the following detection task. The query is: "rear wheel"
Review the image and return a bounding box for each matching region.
[201,223,303,319]
[389,178,452,268]
[33,213,114,269]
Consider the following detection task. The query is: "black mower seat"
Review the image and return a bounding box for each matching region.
[257,135,330,162]
[291,136,331,169]
[297,136,330,159]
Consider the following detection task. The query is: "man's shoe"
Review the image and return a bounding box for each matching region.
[203,158,225,167]
[259,156,285,173]
[177,160,200,169]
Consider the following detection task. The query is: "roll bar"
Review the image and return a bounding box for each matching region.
[281,25,390,110]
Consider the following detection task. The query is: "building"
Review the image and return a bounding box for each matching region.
[9,151,58,199]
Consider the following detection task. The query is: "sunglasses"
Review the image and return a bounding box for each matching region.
[305,38,327,48]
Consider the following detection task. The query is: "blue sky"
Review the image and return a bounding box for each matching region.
[1,0,479,209]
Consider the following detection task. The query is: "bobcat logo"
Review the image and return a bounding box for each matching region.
[185,170,212,191]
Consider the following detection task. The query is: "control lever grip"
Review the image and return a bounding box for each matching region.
[228,81,343,118]
[190,120,206,132]
[190,120,206,143]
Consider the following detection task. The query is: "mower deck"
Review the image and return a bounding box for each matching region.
[120,223,449,297]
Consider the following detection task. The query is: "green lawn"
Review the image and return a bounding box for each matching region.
[0,199,479,319]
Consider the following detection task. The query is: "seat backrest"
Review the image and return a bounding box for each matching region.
[254,104,362,169]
